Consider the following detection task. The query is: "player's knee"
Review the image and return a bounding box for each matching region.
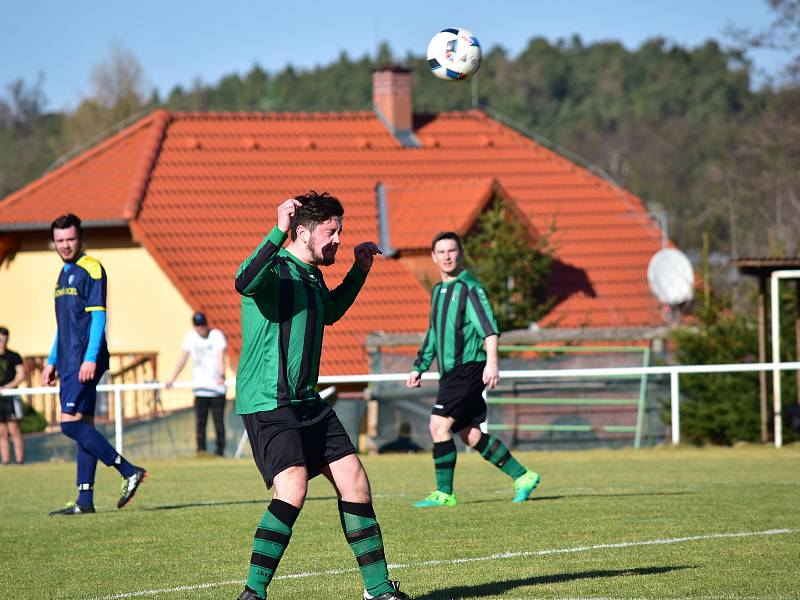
[460,427,482,447]
[60,420,84,440]
[273,467,308,508]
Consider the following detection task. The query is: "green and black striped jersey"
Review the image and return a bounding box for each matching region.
[413,269,499,376]
[235,226,367,414]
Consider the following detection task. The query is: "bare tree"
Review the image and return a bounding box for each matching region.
[61,42,153,149]
[729,0,800,83]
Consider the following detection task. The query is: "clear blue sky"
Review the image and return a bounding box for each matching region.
[1,0,790,111]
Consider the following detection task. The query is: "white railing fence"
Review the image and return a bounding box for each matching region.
[2,361,800,452]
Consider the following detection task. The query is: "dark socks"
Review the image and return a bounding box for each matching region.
[432,439,457,494]
[245,499,300,598]
[338,500,393,597]
[474,433,527,479]
[60,421,135,477]
[76,444,97,506]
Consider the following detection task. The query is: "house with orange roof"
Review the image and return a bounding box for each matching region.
[0,67,670,417]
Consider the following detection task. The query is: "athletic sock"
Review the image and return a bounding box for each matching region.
[246,499,299,598]
[76,444,97,506]
[474,433,527,479]
[60,421,135,477]
[112,454,136,478]
[432,439,457,494]
[338,500,393,597]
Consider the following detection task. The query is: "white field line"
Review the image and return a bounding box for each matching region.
[84,527,798,600]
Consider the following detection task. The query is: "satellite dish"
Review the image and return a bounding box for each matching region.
[648,248,694,306]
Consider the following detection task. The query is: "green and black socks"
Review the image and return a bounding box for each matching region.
[474,433,527,479]
[244,499,300,599]
[338,499,394,597]
[432,439,457,494]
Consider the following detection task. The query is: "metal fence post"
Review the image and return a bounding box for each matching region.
[670,370,680,446]
[114,387,123,453]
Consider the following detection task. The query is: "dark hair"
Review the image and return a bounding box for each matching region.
[0,327,8,337]
[50,213,84,241]
[289,191,344,241]
[431,231,462,252]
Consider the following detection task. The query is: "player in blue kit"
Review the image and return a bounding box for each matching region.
[43,214,146,515]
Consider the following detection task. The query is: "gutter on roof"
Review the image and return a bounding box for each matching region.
[0,219,129,233]
[374,182,397,257]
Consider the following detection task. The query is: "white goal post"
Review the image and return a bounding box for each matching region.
[770,269,800,448]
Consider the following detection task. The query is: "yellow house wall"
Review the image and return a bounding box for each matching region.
[0,228,229,414]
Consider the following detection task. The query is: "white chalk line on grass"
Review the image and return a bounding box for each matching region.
[85,527,798,600]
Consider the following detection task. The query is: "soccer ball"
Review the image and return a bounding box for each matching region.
[426,28,482,81]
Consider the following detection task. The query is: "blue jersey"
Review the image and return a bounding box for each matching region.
[53,254,110,374]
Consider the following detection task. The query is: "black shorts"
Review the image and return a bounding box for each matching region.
[433,361,487,433]
[242,403,356,488]
[0,398,23,423]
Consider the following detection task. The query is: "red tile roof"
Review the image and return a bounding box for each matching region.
[0,108,668,374]
[0,111,168,228]
[385,179,495,250]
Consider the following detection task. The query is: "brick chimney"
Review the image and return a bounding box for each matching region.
[372,67,419,147]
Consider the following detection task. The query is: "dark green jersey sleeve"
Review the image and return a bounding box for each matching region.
[322,262,368,325]
[235,226,288,296]
[412,327,436,373]
[465,284,499,338]
[412,282,439,373]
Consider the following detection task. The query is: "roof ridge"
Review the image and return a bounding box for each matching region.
[122,109,171,220]
[171,110,378,120]
[386,176,494,191]
[0,108,168,215]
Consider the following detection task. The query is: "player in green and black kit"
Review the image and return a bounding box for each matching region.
[234,192,410,600]
[407,231,540,507]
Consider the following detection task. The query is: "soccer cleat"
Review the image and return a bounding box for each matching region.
[48,501,95,515]
[236,586,265,600]
[512,470,541,503]
[413,490,457,507]
[364,580,411,600]
[117,466,147,509]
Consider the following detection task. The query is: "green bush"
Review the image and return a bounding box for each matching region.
[19,401,47,434]
[670,314,760,444]
[669,290,799,445]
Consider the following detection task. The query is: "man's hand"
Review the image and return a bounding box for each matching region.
[406,370,422,388]
[78,361,97,384]
[277,198,302,233]
[164,379,175,390]
[482,362,500,391]
[354,242,382,272]
[41,364,57,387]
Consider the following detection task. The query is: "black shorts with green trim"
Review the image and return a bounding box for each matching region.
[242,402,356,488]
[433,361,487,433]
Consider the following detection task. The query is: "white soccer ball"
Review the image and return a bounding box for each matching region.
[426,28,482,81]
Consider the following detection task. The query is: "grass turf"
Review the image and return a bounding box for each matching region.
[1,445,798,599]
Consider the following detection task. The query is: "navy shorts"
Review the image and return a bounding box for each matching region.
[60,370,104,416]
[242,403,356,488]
[433,361,488,433]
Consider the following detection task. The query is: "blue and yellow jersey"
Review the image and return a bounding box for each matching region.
[53,254,110,374]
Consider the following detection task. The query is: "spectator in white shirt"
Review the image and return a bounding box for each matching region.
[166,312,228,456]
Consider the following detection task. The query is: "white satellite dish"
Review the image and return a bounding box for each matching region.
[648,248,694,306]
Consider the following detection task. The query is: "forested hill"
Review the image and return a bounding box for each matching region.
[2,36,798,258]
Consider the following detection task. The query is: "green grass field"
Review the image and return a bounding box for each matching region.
[2,446,799,600]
